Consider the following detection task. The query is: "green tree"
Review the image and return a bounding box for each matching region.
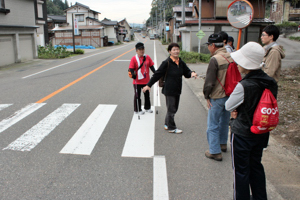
[147,0,188,27]
[64,0,69,10]
[47,0,68,15]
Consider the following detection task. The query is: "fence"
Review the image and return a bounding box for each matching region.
[51,30,103,47]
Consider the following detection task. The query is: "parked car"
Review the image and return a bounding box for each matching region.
[149,34,155,40]
[124,37,130,42]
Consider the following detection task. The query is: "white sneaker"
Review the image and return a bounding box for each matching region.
[168,129,182,134]
[145,109,153,113]
[164,125,168,130]
[134,111,145,115]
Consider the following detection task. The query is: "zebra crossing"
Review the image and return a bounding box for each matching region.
[236,14,251,25]
[0,103,155,156]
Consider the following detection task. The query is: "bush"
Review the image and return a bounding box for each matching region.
[276,21,298,27]
[74,49,84,54]
[179,51,210,63]
[38,43,71,59]
[177,42,182,50]
[289,36,300,41]
[199,53,211,63]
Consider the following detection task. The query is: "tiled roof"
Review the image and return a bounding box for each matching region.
[101,20,118,25]
[86,17,101,23]
[75,2,89,9]
[252,18,274,23]
[65,2,101,14]
[47,15,66,22]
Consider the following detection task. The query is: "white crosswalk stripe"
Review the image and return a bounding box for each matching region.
[122,106,155,158]
[3,104,80,151]
[0,103,156,157]
[236,14,250,25]
[0,103,46,134]
[60,104,117,155]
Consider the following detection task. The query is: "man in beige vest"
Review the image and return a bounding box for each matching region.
[203,34,232,161]
[261,25,285,82]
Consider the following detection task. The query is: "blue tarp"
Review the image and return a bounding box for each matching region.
[54,45,96,49]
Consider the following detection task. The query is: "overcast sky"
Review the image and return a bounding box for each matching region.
[69,0,152,24]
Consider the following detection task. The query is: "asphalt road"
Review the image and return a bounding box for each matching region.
[0,34,234,199]
[277,35,300,69]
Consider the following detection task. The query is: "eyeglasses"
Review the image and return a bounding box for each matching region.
[261,33,269,37]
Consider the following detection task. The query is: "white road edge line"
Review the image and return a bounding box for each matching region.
[60,104,117,155]
[121,106,155,158]
[153,155,169,200]
[153,40,161,107]
[0,103,46,134]
[3,104,80,151]
[113,60,131,62]
[22,44,131,79]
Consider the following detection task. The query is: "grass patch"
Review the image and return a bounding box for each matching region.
[115,41,123,45]
[74,49,84,54]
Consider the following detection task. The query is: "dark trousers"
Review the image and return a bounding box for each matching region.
[133,84,150,112]
[231,133,269,200]
[165,95,180,130]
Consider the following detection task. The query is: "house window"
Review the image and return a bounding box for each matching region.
[0,0,5,8]
[272,3,277,12]
[75,14,84,22]
[37,2,43,18]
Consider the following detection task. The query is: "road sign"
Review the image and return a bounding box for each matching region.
[196,30,205,39]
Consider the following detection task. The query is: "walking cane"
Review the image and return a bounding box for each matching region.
[156,83,159,114]
[134,79,140,120]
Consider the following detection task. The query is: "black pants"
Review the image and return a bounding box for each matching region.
[165,95,180,130]
[133,84,150,112]
[231,133,269,200]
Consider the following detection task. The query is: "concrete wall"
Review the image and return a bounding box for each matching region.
[0,0,37,66]
[0,0,35,26]
[105,26,117,43]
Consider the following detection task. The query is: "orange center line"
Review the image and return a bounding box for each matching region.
[36,48,135,103]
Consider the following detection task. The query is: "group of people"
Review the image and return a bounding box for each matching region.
[128,25,284,200]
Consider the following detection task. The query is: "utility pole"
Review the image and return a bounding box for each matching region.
[182,0,185,25]
[72,13,75,53]
[163,0,166,41]
[159,0,163,39]
[156,9,157,30]
[198,0,202,53]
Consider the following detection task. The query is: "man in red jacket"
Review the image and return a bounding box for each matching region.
[128,42,155,114]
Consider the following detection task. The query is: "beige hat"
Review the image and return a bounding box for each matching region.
[230,42,265,70]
